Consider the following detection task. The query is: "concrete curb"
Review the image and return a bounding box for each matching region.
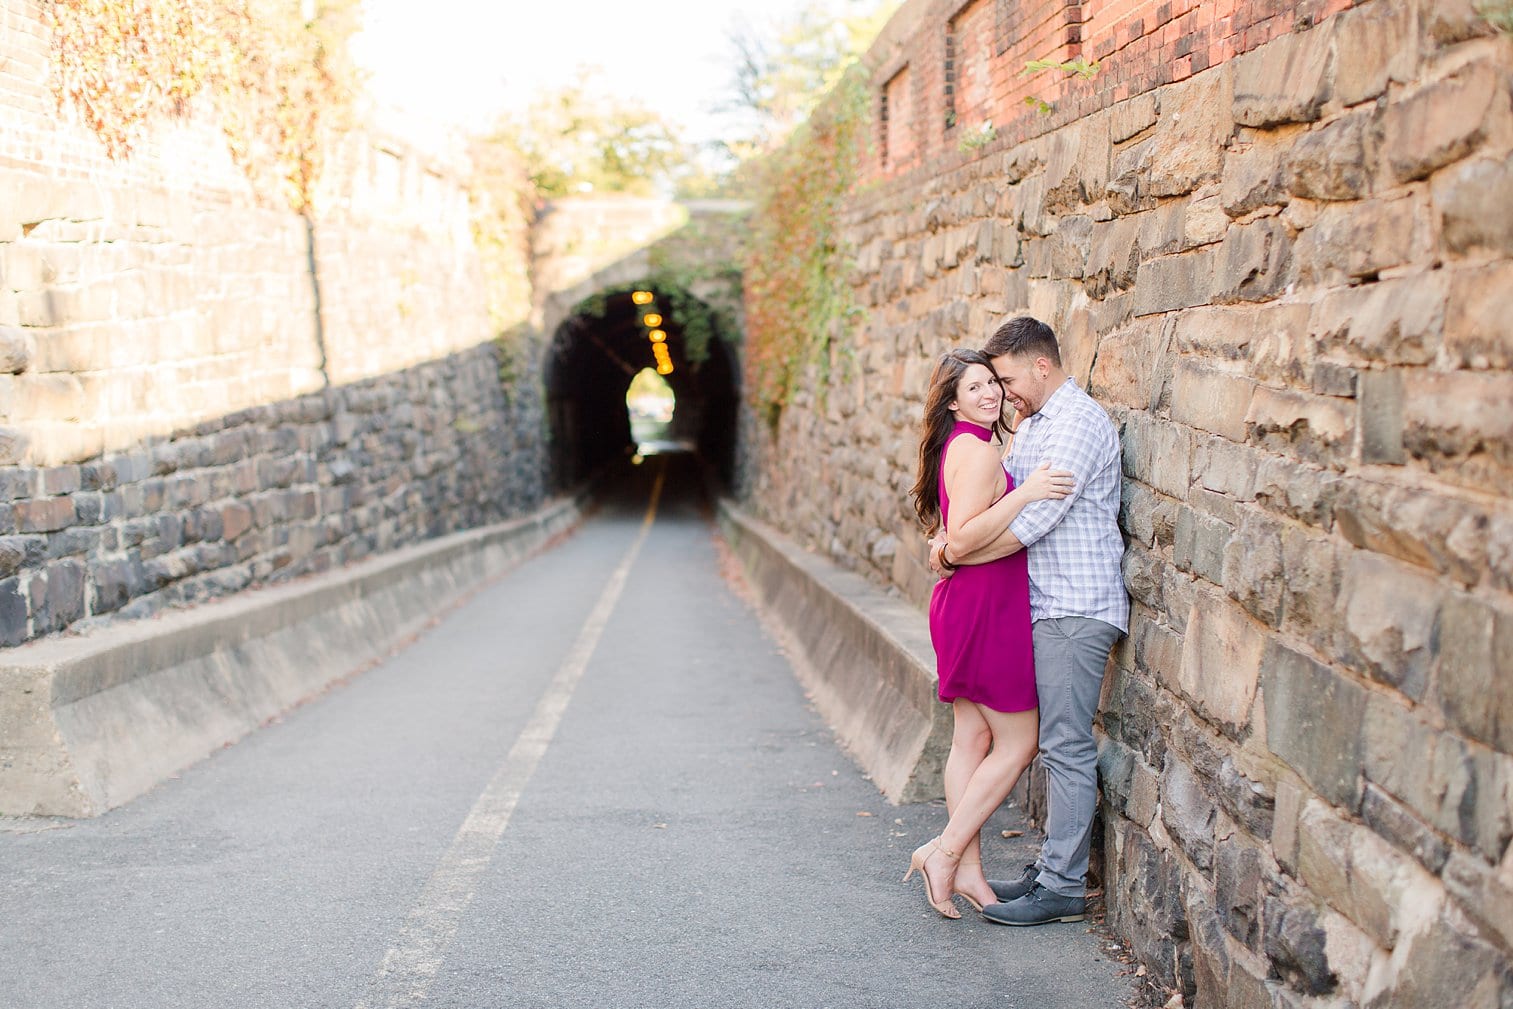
[716,499,949,804]
[0,494,589,818]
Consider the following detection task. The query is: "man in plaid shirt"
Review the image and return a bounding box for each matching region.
[932,316,1128,927]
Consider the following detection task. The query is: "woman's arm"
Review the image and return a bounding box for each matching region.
[948,458,1072,558]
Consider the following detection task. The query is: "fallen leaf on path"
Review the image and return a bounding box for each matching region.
[1001,829,1024,838]
[856,811,873,817]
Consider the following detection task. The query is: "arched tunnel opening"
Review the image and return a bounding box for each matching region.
[542,285,739,495]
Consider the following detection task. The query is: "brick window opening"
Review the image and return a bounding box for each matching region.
[950,0,992,134]
[882,66,913,170]
[944,24,958,131]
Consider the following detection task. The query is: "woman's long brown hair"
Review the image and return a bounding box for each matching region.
[910,348,1001,535]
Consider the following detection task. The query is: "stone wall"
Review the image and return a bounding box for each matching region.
[0,1,545,644]
[742,0,1513,1004]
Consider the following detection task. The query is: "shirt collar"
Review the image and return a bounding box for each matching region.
[1033,377,1075,421]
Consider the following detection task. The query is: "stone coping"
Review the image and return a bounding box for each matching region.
[715,498,948,804]
[0,492,589,818]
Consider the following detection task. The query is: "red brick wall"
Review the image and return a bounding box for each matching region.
[867,0,1365,179]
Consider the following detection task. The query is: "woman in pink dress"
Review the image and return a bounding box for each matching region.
[904,349,1073,918]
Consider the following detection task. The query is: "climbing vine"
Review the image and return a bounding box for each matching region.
[741,63,871,427]
[46,0,361,211]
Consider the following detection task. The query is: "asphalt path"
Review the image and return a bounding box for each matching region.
[1,452,1137,1009]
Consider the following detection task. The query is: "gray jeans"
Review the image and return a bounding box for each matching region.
[1032,615,1122,897]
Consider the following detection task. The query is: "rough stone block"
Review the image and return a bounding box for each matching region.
[1445,262,1513,369]
[1123,414,1193,499]
[1333,0,1418,106]
[1110,92,1158,144]
[1384,62,1502,184]
[1442,850,1513,953]
[1215,840,1264,949]
[0,326,32,374]
[1213,216,1293,304]
[12,497,74,534]
[1233,22,1336,127]
[1310,273,1445,367]
[1310,361,1358,399]
[1180,588,1264,737]
[1105,142,1154,217]
[1172,360,1256,442]
[1272,778,1305,874]
[1435,592,1513,754]
[1127,756,1161,829]
[1149,73,1233,198]
[1371,904,1513,1009]
[1222,508,1284,627]
[1285,110,1380,201]
[1263,896,1339,997]
[1245,385,1355,465]
[1084,216,1141,299]
[1293,194,1423,286]
[1193,435,1260,501]
[1171,305,1252,362]
[1277,525,1341,649]
[1404,370,1513,492]
[1222,138,1289,218]
[1435,155,1513,257]
[0,575,27,646]
[1360,782,1450,875]
[1261,640,1366,809]
[1090,317,1169,410]
[1173,505,1230,585]
[0,427,29,466]
[1336,549,1440,699]
[1361,370,1404,465]
[1162,755,1217,870]
[1184,183,1228,248]
[1133,249,1216,316]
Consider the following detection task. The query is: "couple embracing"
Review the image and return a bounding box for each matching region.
[904,316,1128,926]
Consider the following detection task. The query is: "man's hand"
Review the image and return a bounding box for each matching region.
[928,533,954,579]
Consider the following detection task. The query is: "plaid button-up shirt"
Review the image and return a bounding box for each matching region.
[1006,378,1129,633]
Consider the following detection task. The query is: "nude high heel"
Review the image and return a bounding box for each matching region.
[903,837,962,919]
[954,858,992,912]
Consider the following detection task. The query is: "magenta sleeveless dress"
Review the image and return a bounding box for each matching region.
[928,421,1037,713]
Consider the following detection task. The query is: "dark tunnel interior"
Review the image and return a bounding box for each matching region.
[542,286,739,494]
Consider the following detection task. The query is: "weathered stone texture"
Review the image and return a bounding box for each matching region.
[747,4,1513,1007]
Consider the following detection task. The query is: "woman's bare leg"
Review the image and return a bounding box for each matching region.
[943,699,996,908]
[939,705,1040,876]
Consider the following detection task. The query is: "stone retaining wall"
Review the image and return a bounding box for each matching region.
[743,1,1513,1004]
[0,2,545,644]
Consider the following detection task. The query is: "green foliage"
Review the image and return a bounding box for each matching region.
[1019,57,1100,118]
[957,120,997,153]
[47,0,363,211]
[495,70,690,198]
[720,0,900,160]
[741,64,871,425]
[1021,57,1101,80]
[467,133,535,336]
[1475,0,1513,32]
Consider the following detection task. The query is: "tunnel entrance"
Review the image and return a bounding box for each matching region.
[542,285,739,493]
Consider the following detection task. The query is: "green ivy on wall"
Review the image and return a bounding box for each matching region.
[741,64,871,428]
[46,0,361,212]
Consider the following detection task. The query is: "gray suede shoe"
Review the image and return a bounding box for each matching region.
[981,884,1086,926]
[986,863,1038,903]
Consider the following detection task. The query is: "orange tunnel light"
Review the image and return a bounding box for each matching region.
[642,313,663,328]
[631,290,654,305]
[648,329,667,343]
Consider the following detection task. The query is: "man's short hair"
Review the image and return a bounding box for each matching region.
[984,316,1061,367]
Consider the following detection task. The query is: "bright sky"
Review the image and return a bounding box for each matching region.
[352,0,817,146]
